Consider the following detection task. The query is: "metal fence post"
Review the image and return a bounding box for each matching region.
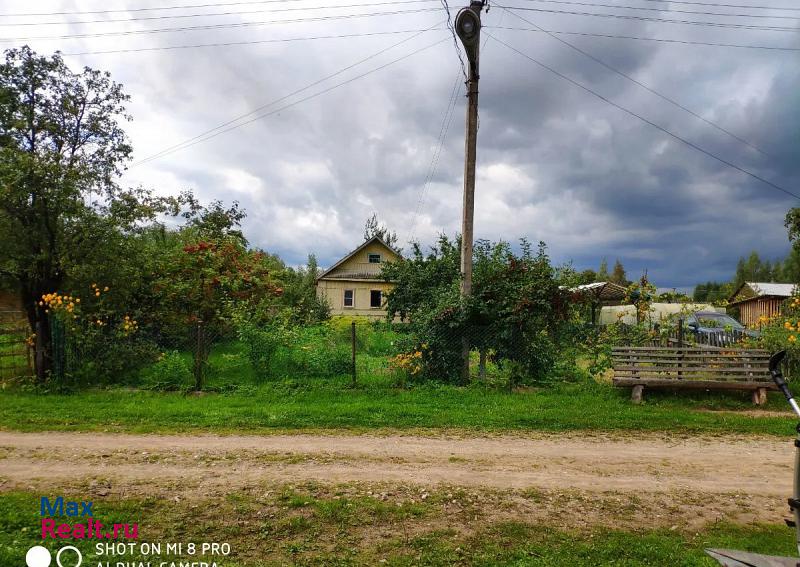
[351,320,357,387]
[35,320,44,383]
[194,320,204,391]
[677,317,684,379]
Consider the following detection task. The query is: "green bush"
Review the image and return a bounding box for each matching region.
[140,351,193,391]
[324,316,405,357]
[238,318,351,380]
[237,319,285,380]
[363,321,404,356]
[285,325,351,377]
[383,238,582,386]
[748,295,800,381]
[326,316,370,348]
[582,322,654,377]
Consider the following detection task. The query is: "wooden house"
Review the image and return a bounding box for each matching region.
[316,236,401,318]
[728,282,797,326]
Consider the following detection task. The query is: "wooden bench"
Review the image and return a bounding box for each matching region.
[611,346,776,405]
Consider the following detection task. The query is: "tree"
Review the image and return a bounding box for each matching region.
[597,258,609,281]
[153,233,282,390]
[610,259,628,285]
[381,235,460,321]
[694,281,732,302]
[0,47,145,381]
[384,236,576,385]
[278,254,330,325]
[786,208,800,248]
[733,251,781,288]
[363,213,400,250]
[178,191,247,245]
[781,248,800,283]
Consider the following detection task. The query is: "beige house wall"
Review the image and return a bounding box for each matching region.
[316,239,400,318]
[316,279,396,319]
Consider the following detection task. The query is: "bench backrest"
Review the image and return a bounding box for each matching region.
[611,346,771,383]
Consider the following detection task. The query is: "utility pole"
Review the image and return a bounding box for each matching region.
[455,1,484,383]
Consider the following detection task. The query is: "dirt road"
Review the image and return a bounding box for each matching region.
[3,430,797,530]
[0,430,792,496]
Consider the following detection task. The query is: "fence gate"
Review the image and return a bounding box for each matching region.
[0,311,32,380]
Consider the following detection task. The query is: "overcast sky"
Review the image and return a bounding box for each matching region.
[3,0,799,288]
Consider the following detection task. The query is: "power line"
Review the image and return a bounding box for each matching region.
[0,0,340,17]
[5,0,793,18]
[493,4,799,31]
[408,73,462,242]
[62,28,442,56]
[133,28,446,165]
[512,0,800,19]
[0,7,441,42]
[490,25,800,51]
[60,24,800,56]
[500,6,770,156]
[134,37,447,165]
[609,0,800,11]
[0,0,440,27]
[442,1,468,79]
[486,32,800,201]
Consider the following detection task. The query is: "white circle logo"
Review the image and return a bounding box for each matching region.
[56,546,82,567]
[25,546,51,567]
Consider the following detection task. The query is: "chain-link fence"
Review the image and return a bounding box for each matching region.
[48,317,224,389]
[0,311,32,381]
[381,320,574,387]
[35,315,572,389]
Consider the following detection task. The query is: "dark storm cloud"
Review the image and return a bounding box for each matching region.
[7,0,798,287]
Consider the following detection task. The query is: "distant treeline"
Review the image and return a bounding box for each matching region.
[694,248,800,302]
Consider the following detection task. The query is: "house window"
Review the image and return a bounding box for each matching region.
[343,289,354,308]
[368,253,382,264]
[370,290,382,309]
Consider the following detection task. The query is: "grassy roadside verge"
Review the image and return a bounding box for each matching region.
[0,488,794,566]
[0,379,796,436]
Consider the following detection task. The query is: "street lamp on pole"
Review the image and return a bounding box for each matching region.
[455,1,484,383]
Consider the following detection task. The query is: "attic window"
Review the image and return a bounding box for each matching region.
[368,253,382,264]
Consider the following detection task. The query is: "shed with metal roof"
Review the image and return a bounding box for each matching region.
[728,281,797,326]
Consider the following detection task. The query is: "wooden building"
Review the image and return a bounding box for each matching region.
[728,282,797,326]
[316,236,401,318]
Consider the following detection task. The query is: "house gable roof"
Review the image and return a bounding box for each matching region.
[317,236,401,281]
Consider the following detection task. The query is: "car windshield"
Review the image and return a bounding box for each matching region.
[693,313,744,329]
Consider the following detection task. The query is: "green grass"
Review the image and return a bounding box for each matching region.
[1,336,796,436]
[0,489,795,566]
[0,374,796,435]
